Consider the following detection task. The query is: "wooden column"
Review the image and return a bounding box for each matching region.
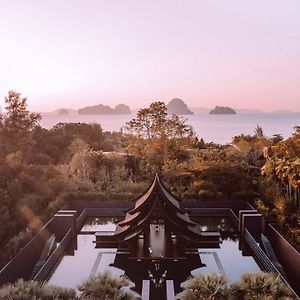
[143,226,150,257]
[165,225,172,257]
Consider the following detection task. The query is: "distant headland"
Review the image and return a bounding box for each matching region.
[78,104,131,115]
[209,106,237,115]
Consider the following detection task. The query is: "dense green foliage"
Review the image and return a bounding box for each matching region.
[0,91,146,267]
[0,90,299,267]
[255,126,300,251]
[0,91,41,155]
[125,101,194,171]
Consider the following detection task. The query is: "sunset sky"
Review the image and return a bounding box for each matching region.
[1,0,300,112]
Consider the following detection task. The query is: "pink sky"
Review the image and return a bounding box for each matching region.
[1,0,300,112]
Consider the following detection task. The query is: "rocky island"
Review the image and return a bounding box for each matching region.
[209,106,237,115]
[42,108,77,116]
[58,108,70,115]
[114,104,131,114]
[167,98,193,115]
[78,103,131,115]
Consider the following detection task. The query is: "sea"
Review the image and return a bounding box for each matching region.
[40,113,300,145]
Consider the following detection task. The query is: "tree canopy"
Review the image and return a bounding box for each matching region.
[0,90,41,152]
[125,101,193,140]
[125,101,194,170]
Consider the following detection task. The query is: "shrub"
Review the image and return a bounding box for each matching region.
[77,271,139,300]
[0,279,76,300]
[5,229,34,259]
[178,272,295,300]
[231,272,294,300]
[178,273,230,300]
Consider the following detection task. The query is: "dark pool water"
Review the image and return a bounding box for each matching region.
[80,217,122,232]
[47,216,261,294]
[191,216,236,233]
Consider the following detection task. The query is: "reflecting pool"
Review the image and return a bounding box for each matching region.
[47,216,261,293]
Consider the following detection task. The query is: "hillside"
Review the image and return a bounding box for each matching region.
[78,104,131,115]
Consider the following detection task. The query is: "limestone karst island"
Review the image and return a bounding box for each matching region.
[209,106,237,114]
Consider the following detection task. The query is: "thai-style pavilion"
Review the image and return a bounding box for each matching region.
[0,173,297,299]
[95,174,221,260]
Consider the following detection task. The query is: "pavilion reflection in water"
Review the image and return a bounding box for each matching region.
[95,174,221,296]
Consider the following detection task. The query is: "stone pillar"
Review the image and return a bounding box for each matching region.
[50,211,77,240]
[242,213,263,242]
[238,210,258,250]
[240,213,263,256]
[166,280,176,300]
[142,280,150,300]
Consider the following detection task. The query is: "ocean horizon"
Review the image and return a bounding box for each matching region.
[40,112,300,145]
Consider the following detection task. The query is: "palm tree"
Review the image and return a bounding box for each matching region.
[254,125,264,138]
[77,271,139,300]
[0,278,76,300]
[177,273,230,300]
[231,272,294,300]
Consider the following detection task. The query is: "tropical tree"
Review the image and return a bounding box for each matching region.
[125,101,192,140]
[271,134,284,144]
[262,157,300,190]
[197,161,257,200]
[254,125,264,138]
[69,139,125,182]
[50,122,104,151]
[125,101,193,169]
[69,138,92,180]
[292,125,300,137]
[0,90,41,153]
